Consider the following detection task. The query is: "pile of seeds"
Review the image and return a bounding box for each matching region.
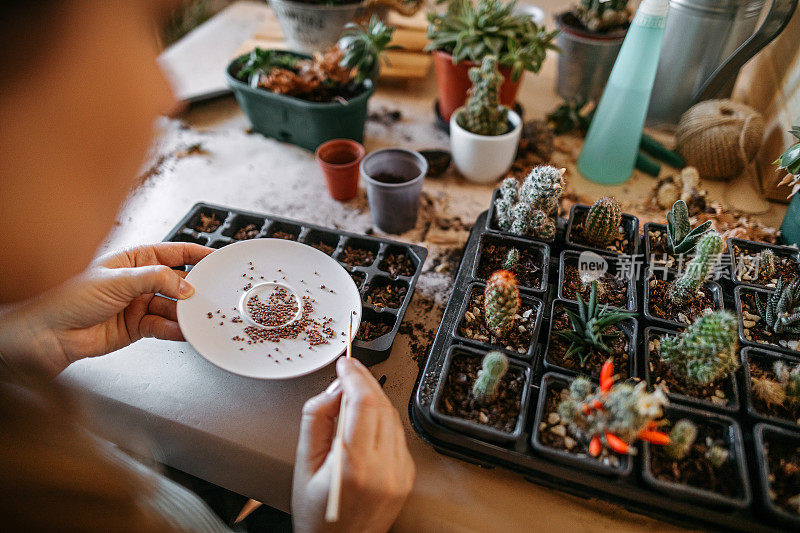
[246,287,299,328]
[243,295,336,346]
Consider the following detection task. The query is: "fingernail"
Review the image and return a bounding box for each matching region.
[179,279,195,299]
[325,379,341,395]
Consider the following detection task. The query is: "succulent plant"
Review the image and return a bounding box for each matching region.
[502,248,520,270]
[547,99,593,135]
[484,270,520,337]
[574,0,631,33]
[472,351,510,401]
[776,126,800,198]
[494,167,563,239]
[664,419,698,460]
[457,56,509,136]
[755,277,800,335]
[338,15,400,83]
[583,197,622,247]
[426,0,559,82]
[658,311,739,386]
[752,360,800,408]
[665,200,713,256]
[666,231,724,306]
[759,249,777,279]
[556,281,634,366]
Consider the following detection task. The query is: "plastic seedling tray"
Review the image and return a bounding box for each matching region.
[564,204,640,257]
[642,267,724,330]
[556,249,638,312]
[753,423,800,529]
[727,237,800,289]
[409,185,798,531]
[164,202,427,366]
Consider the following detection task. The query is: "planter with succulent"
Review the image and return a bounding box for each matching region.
[754,424,800,527]
[565,197,639,255]
[472,233,550,295]
[735,278,800,356]
[557,250,636,312]
[727,238,800,289]
[743,347,800,429]
[431,347,532,443]
[778,127,800,246]
[226,16,395,151]
[454,273,544,361]
[543,283,636,379]
[643,231,725,328]
[643,312,740,414]
[449,56,523,183]
[426,0,558,122]
[643,200,714,272]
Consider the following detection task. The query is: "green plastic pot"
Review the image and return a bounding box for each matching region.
[226,52,374,152]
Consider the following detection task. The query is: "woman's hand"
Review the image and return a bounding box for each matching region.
[0,243,213,377]
[292,357,416,533]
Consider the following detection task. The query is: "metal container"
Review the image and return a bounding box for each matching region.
[647,0,765,125]
[268,0,362,54]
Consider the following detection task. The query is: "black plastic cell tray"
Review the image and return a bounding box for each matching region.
[163,202,427,366]
[410,207,796,532]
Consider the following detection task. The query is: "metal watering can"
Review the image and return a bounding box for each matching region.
[647,0,797,126]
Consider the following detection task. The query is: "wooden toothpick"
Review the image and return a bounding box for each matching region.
[325,314,353,522]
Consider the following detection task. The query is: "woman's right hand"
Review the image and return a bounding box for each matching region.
[292,357,416,533]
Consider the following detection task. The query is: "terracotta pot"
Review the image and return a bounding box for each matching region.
[315,139,365,201]
[433,50,522,122]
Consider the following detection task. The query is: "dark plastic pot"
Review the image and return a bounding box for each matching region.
[642,222,692,273]
[565,204,640,256]
[430,345,532,444]
[471,232,550,296]
[727,237,800,289]
[452,282,544,362]
[753,423,800,529]
[734,285,800,358]
[642,268,724,330]
[484,188,557,245]
[642,404,751,509]
[315,139,365,201]
[226,53,374,152]
[643,326,739,415]
[360,148,427,234]
[543,299,638,380]
[531,373,634,477]
[557,249,638,312]
[742,347,800,430]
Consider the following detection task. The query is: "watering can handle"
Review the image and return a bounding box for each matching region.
[691,0,798,104]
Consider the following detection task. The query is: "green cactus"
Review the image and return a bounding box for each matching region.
[520,165,565,217]
[664,419,698,460]
[760,249,777,279]
[665,200,713,256]
[583,197,622,247]
[503,248,520,270]
[528,210,556,241]
[494,167,563,239]
[658,311,739,386]
[754,277,800,335]
[472,351,510,401]
[484,270,520,337]
[557,281,634,366]
[457,56,509,136]
[752,360,800,407]
[575,0,631,33]
[666,231,724,306]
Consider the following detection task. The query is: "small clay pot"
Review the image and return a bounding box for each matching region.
[315,139,365,201]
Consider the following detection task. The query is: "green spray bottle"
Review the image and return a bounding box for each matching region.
[577,0,670,184]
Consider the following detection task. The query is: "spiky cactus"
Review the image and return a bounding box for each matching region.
[484,270,520,337]
[752,360,800,407]
[658,311,739,386]
[704,444,730,468]
[664,419,698,460]
[528,210,556,240]
[665,200,713,256]
[457,55,508,136]
[520,165,565,217]
[575,0,631,33]
[667,231,724,306]
[760,249,777,279]
[472,351,509,402]
[755,277,800,335]
[583,197,622,247]
[494,167,563,239]
[503,248,520,270]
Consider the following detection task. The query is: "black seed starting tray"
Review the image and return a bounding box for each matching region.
[164,202,427,366]
[410,190,800,532]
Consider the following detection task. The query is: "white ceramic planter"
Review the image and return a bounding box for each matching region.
[449,107,522,184]
[268,0,362,54]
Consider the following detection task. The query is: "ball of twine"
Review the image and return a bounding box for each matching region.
[676,99,764,181]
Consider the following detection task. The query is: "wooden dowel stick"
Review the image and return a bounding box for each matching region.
[325,315,353,522]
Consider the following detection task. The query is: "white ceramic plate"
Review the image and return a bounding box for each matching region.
[177,239,361,379]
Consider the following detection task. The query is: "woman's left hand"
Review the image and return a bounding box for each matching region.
[0,243,213,377]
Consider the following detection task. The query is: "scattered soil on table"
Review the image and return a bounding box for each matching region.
[538,386,622,469]
[195,212,222,233]
[308,240,336,255]
[365,281,407,309]
[233,224,260,240]
[749,354,800,424]
[348,270,366,289]
[476,238,544,290]
[647,335,734,408]
[733,243,798,287]
[562,262,629,309]
[427,247,464,276]
[649,417,740,498]
[340,245,376,267]
[764,436,800,516]
[647,227,693,270]
[740,291,800,352]
[569,211,633,255]
[647,278,718,325]
[438,352,524,433]
[547,307,631,379]
[356,318,392,341]
[379,252,415,278]
[458,290,537,355]
[271,231,298,241]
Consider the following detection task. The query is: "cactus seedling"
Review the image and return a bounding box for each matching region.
[457,56,509,136]
[704,444,731,468]
[502,248,520,270]
[583,197,622,247]
[658,311,739,386]
[665,200,713,256]
[494,167,564,239]
[752,360,800,408]
[755,276,800,335]
[760,249,777,279]
[666,231,724,306]
[484,270,521,337]
[664,419,698,460]
[472,351,510,402]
